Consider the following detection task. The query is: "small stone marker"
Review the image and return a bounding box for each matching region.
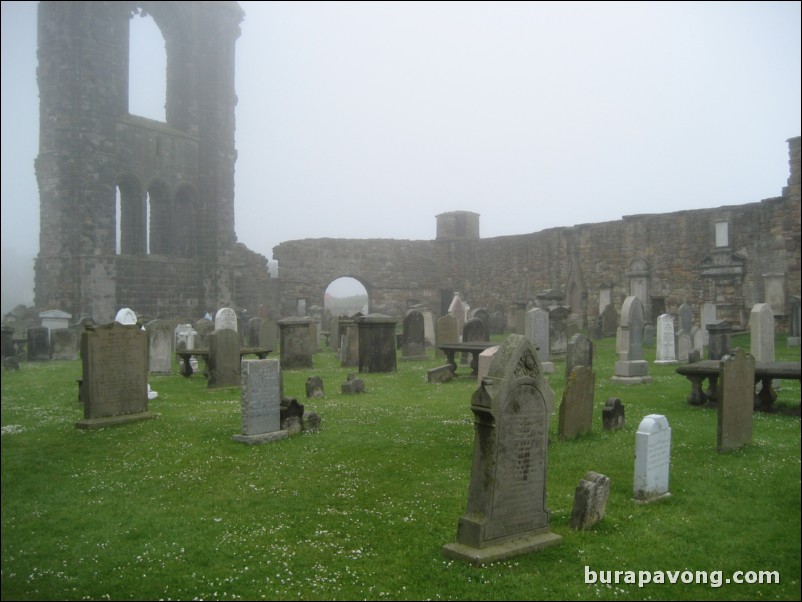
[341,373,365,394]
[633,414,671,503]
[427,364,454,384]
[570,472,611,530]
[232,359,287,444]
[717,349,755,452]
[443,334,561,566]
[305,376,325,398]
[601,397,625,431]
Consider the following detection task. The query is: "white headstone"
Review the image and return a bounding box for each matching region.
[215,307,238,332]
[750,303,775,363]
[701,303,716,346]
[633,414,671,502]
[654,314,678,364]
[114,307,137,325]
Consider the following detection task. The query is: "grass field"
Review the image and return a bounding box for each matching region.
[1,333,800,601]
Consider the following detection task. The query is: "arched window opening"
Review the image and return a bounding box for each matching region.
[324,277,369,317]
[129,10,167,122]
[116,177,145,255]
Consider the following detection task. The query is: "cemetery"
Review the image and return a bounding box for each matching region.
[2,324,799,600]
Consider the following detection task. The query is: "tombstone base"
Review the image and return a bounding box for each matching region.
[633,491,671,504]
[654,359,678,365]
[610,375,653,385]
[614,360,649,376]
[75,411,159,430]
[442,531,562,567]
[541,361,555,374]
[232,430,288,445]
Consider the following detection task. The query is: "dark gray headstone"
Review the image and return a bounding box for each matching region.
[259,319,278,351]
[548,306,570,357]
[789,295,800,346]
[569,472,611,530]
[27,326,50,361]
[565,333,593,380]
[341,374,365,394]
[1,325,15,359]
[401,309,427,360]
[357,314,397,373]
[443,334,562,565]
[463,316,489,343]
[558,366,595,440]
[278,317,314,369]
[76,322,157,429]
[305,375,325,398]
[706,320,733,360]
[678,303,693,334]
[602,397,625,431]
[207,328,241,388]
[600,304,618,338]
[717,349,755,452]
[247,317,263,347]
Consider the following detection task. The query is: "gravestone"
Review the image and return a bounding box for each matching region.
[421,309,436,347]
[259,319,279,352]
[174,324,196,351]
[401,309,427,360]
[569,472,611,530]
[611,296,651,385]
[247,317,263,347]
[428,364,455,384]
[548,306,570,357]
[472,308,490,333]
[207,328,241,388]
[306,376,325,398]
[435,314,458,358]
[442,335,561,566]
[1,325,14,359]
[701,303,717,346]
[633,414,671,503]
[76,322,158,429]
[50,327,79,360]
[557,366,595,440]
[691,325,705,357]
[341,373,365,394]
[27,326,50,361]
[642,324,655,347]
[476,345,500,383]
[448,292,467,337]
[357,314,397,373]
[215,307,238,332]
[278,317,314,369]
[676,330,692,363]
[463,316,489,343]
[146,319,174,375]
[39,309,72,333]
[788,295,800,346]
[600,303,618,338]
[232,359,287,444]
[678,303,693,335]
[339,319,359,367]
[706,320,733,360]
[749,303,774,363]
[602,397,625,431]
[526,307,553,373]
[654,314,678,364]
[565,333,593,380]
[717,349,755,452]
[194,318,213,349]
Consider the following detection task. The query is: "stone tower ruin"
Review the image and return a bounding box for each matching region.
[34,1,268,322]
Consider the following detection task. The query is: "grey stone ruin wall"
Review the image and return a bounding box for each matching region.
[34,1,271,322]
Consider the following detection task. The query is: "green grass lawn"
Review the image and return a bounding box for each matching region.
[1,334,800,601]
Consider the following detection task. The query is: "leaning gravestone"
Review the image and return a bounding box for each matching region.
[232,359,287,444]
[443,335,562,566]
[76,322,158,429]
[558,366,595,440]
[717,349,755,452]
[569,471,611,530]
[633,414,671,503]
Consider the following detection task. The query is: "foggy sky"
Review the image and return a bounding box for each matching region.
[2,1,801,313]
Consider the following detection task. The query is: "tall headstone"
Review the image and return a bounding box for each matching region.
[76,322,158,429]
[259,319,279,352]
[676,330,692,363]
[194,318,213,349]
[448,292,467,338]
[633,414,671,503]
[565,333,593,380]
[717,349,755,452]
[701,303,717,346]
[247,317,263,347]
[278,317,314,369]
[526,307,553,373]
[421,309,436,348]
[548,306,570,357]
[442,335,562,566]
[611,296,651,385]
[146,319,174,375]
[27,326,50,361]
[706,320,733,360]
[600,303,618,338]
[749,303,775,363]
[339,319,359,367]
[232,359,287,444]
[401,309,427,360]
[691,325,705,358]
[357,314,397,373]
[678,303,693,335]
[435,314,458,358]
[557,366,595,440]
[215,307,238,332]
[654,314,678,364]
[207,328,241,388]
